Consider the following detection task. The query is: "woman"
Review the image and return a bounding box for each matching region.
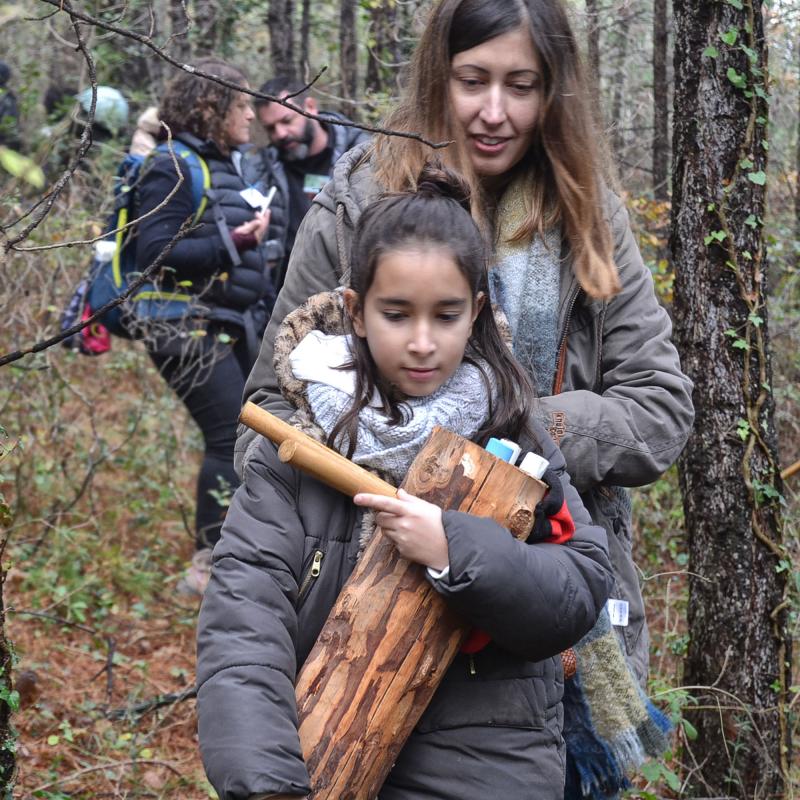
[239,0,693,685]
[135,59,273,595]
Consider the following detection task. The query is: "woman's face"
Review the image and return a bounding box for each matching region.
[449,26,543,180]
[222,92,255,148]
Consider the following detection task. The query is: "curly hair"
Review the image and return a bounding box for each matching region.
[158,59,248,150]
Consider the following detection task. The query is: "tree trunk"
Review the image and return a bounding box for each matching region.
[670,1,792,797]
[339,0,358,119]
[585,0,602,120]
[0,562,14,793]
[268,0,296,81]
[652,0,669,200]
[191,0,218,58]
[365,0,387,97]
[299,0,311,80]
[294,429,545,800]
[610,3,632,160]
[167,0,193,65]
[795,45,800,256]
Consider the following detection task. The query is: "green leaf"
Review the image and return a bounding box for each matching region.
[744,214,758,228]
[732,339,749,350]
[727,68,747,89]
[640,761,662,782]
[761,139,769,150]
[748,313,763,327]
[664,767,682,791]
[739,157,754,169]
[702,46,719,58]
[681,718,699,740]
[740,44,758,61]
[47,735,60,746]
[756,115,766,124]
[742,250,752,259]
[720,28,738,46]
[737,419,751,440]
[0,146,46,189]
[726,0,743,8]
[216,332,232,344]
[747,170,767,185]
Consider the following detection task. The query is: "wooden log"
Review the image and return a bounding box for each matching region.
[237,406,547,799]
[295,428,546,800]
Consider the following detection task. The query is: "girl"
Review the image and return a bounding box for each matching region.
[134,59,273,594]
[196,166,613,799]
[238,0,694,688]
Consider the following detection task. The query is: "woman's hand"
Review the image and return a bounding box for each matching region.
[353,488,449,571]
[233,209,270,244]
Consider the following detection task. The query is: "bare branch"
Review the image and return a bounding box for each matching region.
[36,0,452,150]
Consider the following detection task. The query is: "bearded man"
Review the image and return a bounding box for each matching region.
[244,77,370,293]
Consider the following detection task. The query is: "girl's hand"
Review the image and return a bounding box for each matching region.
[353,488,448,571]
[233,209,271,244]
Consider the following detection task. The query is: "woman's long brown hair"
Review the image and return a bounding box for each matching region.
[372,0,620,300]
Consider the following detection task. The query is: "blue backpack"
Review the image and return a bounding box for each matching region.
[62,143,210,350]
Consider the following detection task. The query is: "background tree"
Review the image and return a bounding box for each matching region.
[652,0,669,200]
[671,1,792,797]
[339,0,358,119]
[268,0,296,80]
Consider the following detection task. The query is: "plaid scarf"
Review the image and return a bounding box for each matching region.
[563,607,672,799]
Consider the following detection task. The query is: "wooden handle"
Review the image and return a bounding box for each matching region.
[279,440,396,499]
[239,401,397,499]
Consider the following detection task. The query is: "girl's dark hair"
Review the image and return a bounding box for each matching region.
[330,162,536,457]
[158,58,248,151]
[372,0,620,300]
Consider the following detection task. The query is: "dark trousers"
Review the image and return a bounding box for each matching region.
[150,331,252,550]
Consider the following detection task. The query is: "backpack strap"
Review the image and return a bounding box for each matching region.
[153,142,210,222]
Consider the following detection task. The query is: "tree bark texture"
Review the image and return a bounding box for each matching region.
[0,571,14,793]
[670,1,792,797]
[294,428,545,800]
[365,0,388,97]
[339,0,358,119]
[299,0,311,80]
[610,4,632,159]
[268,0,296,81]
[167,0,192,65]
[652,0,669,199]
[584,0,602,124]
[190,0,218,57]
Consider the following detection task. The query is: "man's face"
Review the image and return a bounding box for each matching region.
[257,93,316,161]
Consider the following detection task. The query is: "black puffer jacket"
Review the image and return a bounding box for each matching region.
[135,132,273,319]
[196,419,613,800]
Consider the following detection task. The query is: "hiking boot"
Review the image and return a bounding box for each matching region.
[176,547,213,597]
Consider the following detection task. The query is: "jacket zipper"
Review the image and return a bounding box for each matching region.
[468,654,477,677]
[553,286,582,394]
[297,549,324,605]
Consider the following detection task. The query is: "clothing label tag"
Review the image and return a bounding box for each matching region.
[606,598,629,627]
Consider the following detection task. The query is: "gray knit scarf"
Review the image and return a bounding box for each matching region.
[489,175,562,395]
[291,332,493,484]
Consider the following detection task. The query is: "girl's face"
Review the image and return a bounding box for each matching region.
[222,91,255,148]
[449,26,543,180]
[345,246,485,398]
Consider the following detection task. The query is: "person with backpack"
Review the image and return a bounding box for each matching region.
[134,59,275,595]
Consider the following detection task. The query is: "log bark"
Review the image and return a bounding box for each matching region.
[294,428,545,800]
[671,0,792,796]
